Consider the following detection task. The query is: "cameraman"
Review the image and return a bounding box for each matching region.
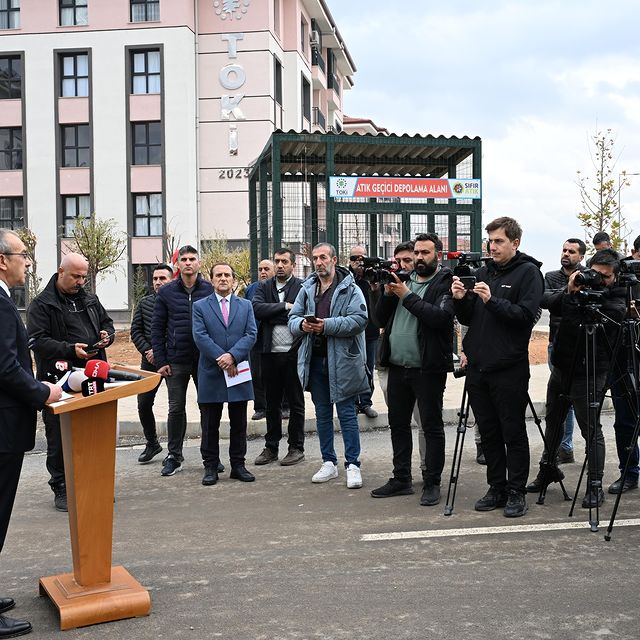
[450,217,543,518]
[371,233,454,507]
[527,249,625,507]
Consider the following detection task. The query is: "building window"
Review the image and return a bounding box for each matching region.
[134,193,162,236]
[63,194,90,236]
[0,56,22,99]
[131,50,161,94]
[61,124,90,167]
[131,0,159,22]
[0,0,20,30]
[273,0,280,37]
[274,57,282,106]
[327,49,340,97]
[61,53,89,97]
[300,17,307,55]
[0,127,21,170]
[60,0,88,26]
[132,122,162,165]
[0,196,23,229]
[301,75,311,122]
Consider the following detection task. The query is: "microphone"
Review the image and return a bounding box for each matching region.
[45,360,72,383]
[81,378,105,396]
[84,360,142,382]
[57,370,88,393]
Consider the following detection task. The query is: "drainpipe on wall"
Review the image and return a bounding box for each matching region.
[193,0,201,246]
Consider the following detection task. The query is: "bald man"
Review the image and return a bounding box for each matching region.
[27,252,114,511]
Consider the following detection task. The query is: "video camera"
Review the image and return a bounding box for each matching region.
[446,251,490,277]
[574,268,604,288]
[359,256,411,285]
[618,258,640,287]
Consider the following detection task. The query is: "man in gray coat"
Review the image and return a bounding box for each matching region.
[289,242,369,490]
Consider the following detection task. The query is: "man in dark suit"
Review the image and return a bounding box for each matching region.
[252,248,305,466]
[192,262,257,486]
[0,229,62,637]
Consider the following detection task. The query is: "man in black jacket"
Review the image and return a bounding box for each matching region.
[27,252,114,511]
[527,249,626,507]
[451,217,543,517]
[151,245,214,477]
[130,263,173,464]
[252,249,305,466]
[0,230,61,638]
[371,233,454,507]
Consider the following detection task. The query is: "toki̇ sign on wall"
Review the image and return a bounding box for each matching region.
[329,176,482,199]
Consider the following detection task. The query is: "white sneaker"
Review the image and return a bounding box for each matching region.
[346,464,363,489]
[312,461,339,483]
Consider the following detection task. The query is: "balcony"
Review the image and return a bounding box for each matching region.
[312,107,326,132]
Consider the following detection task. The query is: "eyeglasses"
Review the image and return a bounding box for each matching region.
[2,252,29,259]
[349,255,363,261]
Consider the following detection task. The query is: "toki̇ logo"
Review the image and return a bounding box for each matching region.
[213,0,251,21]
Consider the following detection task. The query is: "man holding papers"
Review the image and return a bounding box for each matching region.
[192,263,257,486]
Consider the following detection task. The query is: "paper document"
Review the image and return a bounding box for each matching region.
[224,360,252,388]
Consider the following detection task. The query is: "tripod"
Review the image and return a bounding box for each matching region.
[443,371,570,516]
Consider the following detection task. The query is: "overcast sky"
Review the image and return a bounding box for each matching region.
[328,0,640,271]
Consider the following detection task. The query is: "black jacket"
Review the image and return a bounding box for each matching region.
[27,274,115,380]
[351,271,380,341]
[151,274,214,368]
[377,267,455,373]
[540,265,585,342]
[131,292,156,367]
[252,275,304,353]
[546,286,625,374]
[452,252,544,373]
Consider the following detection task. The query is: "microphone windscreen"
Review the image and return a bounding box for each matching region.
[62,371,87,393]
[47,360,72,383]
[81,378,105,397]
[85,359,110,381]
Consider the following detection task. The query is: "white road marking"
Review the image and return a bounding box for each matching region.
[361,518,640,541]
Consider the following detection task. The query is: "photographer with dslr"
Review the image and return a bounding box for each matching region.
[527,249,625,507]
[450,217,543,517]
[371,233,454,506]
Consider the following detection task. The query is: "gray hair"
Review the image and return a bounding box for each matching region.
[0,229,19,255]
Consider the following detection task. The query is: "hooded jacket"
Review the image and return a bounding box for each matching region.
[27,273,115,380]
[452,251,544,373]
[288,266,370,404]
[376,266,454,373]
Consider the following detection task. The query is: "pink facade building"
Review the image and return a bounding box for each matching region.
[0,0,355,313]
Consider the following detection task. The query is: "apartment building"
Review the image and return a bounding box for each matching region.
[0,0,355,313]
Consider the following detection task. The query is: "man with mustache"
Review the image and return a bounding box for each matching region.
[371,233,454,507]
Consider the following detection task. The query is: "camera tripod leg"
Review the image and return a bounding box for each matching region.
[444,384,471,516]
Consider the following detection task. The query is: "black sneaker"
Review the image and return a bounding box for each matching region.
[202,466,218,486]
[526,463,565,493]
[582,487,605,508]
[503,490,528,518]
[161,456,182,477]
[53,483,68,512]
[370,478,414,498]
[420,483,441,506]
[474,486,507,511]
[138,441,162,464]
[608,475,639,494]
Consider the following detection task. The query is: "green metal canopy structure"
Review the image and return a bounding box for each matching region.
[247,131,482,278]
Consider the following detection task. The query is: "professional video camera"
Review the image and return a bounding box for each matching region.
[359,256,411,285]
[446,251,490,289]
[574,268,604,288]
[618,258,640,287]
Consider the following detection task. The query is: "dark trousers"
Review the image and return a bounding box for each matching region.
[137,359,162,444]
[250,347,266,412]
[387,365,447,485]
[611,376,640,479]
[200,401,248,468]
[262,352,305,453]
[544,367,607,480]
[0,452,24,553]
[466,362,530,494]
[165,361,199,461]
[356,338,378,409]
[42,410,64,488]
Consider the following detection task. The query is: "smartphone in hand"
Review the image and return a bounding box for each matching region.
[304,314,318,323]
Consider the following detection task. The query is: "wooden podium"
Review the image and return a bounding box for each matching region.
[39,365,160,630]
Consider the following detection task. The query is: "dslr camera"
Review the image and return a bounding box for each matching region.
[359,256,411,285]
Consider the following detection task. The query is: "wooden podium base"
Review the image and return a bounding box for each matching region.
[39,566,151,630]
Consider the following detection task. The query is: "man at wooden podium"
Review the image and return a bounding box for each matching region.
[0,230,62,638]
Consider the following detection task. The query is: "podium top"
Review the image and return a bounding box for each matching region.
[47,365,161,415]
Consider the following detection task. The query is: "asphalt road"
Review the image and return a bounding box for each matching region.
[4,415,640,640]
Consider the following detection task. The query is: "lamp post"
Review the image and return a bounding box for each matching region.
[618,171,640,253]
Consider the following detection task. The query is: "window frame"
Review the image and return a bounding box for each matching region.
[0,55,22,99]
[61,124,90,168]
[62,194,91,236]
[274,56,282,106]
[0,0,20,30]
[0,196,23,229]
[133,193,163,237]
[59,0,88,27]
[301,74,311,123]
[130,49,161,95]
[60,52,89,97]
[132,122,162,166]
[130,0,160,22]
[0,127,22,170]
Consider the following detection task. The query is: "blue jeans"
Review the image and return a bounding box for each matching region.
[610,376,640,479]
[309,356,361,467]
[548,343,574,451]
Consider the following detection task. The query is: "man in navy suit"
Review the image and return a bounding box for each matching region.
[0,230,62,637]
[192,262,257,486]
